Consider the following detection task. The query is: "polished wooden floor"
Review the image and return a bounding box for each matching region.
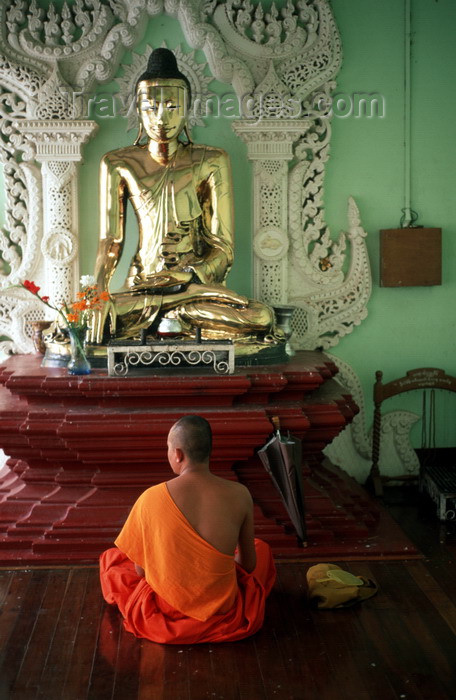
[1,489,456,700]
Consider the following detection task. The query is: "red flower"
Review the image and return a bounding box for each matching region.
[23,280,40,295]
[19,278,108,333]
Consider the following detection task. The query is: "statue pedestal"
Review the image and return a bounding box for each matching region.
[0,352,412,564]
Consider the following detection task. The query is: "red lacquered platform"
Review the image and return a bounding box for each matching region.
[0,352,418,564]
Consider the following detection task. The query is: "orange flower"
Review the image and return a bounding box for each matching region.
[20,277,108,334]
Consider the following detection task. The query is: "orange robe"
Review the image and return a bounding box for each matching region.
[99,482,276,644]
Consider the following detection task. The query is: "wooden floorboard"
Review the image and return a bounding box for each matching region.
[1,488,456,700]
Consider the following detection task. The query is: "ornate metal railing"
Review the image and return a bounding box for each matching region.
[107,341,234,377]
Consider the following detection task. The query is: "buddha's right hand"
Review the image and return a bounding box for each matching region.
[86,297,115,345]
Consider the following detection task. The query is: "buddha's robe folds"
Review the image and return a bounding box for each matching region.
[99,482,276,644]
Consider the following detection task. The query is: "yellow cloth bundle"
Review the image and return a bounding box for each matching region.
[306,563,378,609]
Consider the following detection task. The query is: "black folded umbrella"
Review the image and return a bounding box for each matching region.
[258,422,307,545]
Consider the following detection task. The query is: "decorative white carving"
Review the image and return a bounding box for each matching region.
[0,47,45,104]
[0,0,371,360]
[0,117,97,353]
[222,0,317,49]
[226,0,370,345]
[30,64,75,120]
[213,0,341,102]
[289,195,372,350]
[375,412,421,477]
[41,228,77,266]
[233,119,311,156]
[233,119,310,305]
[5,0,115,71]
[253,227,289,262]
[0,286,48,354]
[14,120,97,313]
[323,355,421,482]
[14,120,98,161]
[233,113,371,334]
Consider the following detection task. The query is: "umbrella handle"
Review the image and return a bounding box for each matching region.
[271,415,281,435]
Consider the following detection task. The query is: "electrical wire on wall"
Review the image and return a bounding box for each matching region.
[421,390,436,451]
[400,0,421,229]
[402,0,414,228]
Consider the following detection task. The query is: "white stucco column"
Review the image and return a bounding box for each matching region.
[15,120,98,309]
[232,119,310,305]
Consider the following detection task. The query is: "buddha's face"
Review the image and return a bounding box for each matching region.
[136,81,188,143]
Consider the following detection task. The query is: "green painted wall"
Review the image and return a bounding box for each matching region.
[325,0,456,450]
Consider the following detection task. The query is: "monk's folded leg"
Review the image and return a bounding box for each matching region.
[100,547,143,616]
[251,539,276,594]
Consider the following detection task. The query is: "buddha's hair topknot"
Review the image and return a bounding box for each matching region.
[136,48,191,103]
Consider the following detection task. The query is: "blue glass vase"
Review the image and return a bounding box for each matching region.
[67,329,91,376]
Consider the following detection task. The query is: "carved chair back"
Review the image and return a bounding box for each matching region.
[368,368,456,497]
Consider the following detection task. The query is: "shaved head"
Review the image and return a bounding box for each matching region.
[170,415,212,464]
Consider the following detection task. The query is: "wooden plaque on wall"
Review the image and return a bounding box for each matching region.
[380,228,442,287]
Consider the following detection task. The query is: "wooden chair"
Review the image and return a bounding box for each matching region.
[367,368,456,497]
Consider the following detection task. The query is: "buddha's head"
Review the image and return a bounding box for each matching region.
[136,48,191,143]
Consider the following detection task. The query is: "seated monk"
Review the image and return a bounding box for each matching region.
[85,47,282,350]
[99,415,276,644]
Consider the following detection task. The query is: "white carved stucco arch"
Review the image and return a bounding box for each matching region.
[0,0,371,351]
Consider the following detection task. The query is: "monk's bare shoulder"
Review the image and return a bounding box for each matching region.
[232,480,252,500]
[217,477,252,508]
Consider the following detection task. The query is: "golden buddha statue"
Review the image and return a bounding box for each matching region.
[46,49,283,362]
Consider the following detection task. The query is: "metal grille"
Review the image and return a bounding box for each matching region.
[423,463,456,494]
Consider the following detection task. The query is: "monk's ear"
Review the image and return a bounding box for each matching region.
[175,447,185,464]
